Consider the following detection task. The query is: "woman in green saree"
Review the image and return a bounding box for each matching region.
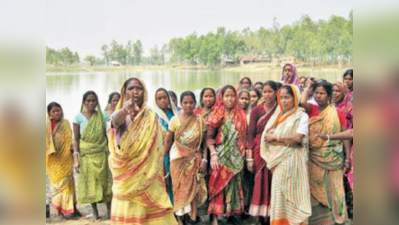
[73,91,112,220]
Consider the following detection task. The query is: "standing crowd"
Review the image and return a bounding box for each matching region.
[46,64,354,225]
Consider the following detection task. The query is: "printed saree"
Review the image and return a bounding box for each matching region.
[308,104,348,225]
[170,115,207,219]
[46,117,75,215]
[207,88,247,216]
[77,105,112,204]
[109,78,177,225]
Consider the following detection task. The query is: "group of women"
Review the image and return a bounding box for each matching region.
[46,64,354,225]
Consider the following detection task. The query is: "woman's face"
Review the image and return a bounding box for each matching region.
[49,106,63,122]
[126,79,144,106]
[314,86,330,107]
[181,96,196,114]
[332,85,344,104]
[238,92,250,110]
[202,90,216,109]
[284,65,293,79]
[263,85,276,105]
[280,88,295,113]
[344,75,353,90]
[223,88,237,110]
[84,94,98,112]
[111,95,120,108]
[254,84,263,92]
[241,79,251,89]
[250,91,259,106]
[156,91,170,110]
[171,96,178,108]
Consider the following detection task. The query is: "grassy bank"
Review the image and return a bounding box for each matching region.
[46,63,352,73]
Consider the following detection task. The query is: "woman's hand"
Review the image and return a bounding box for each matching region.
[264,133,277,142]
[210,155,220,171]
[247,161,254,173]
[343,161,351,175]
[316,133,328,140]
[73,156,80,173]
[123,99,140,116]
[199,160,208,173]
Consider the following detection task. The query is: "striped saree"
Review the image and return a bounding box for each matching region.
[308,105,348,225]
[261,106,312,224]
[109,78,177,225]
[46,118,75,215]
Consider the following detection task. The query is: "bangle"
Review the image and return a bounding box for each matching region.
[210,152,218,157]
[202,159,208,163]
[327,135,330,142]
[73,152,80,157]
[246,159,254,162]
[303,88,310,92]
[345,159,351,163]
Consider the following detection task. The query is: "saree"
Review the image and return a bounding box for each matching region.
[154,91,178,204]
[308,104,348,225]
[77,105,112,204]
[109,78,177,225]
[281,63,301,87]
[248,104,277,217]
[46,117,75,215]
[207,88,247,216]
[170,115,207,219]
[333,82,353,130]
[260,85,311,225]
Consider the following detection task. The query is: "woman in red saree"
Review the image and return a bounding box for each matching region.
[206,85,248,225]
[247,81,278,225]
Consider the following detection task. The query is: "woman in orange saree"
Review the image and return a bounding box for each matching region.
[109,78,177,225]
[206,85,248,225]
[164,91,208,225]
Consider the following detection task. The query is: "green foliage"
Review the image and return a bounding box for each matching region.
[84,55,97,66]
[46,46,80,66]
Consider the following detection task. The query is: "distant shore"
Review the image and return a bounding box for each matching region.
[46,63,352,73]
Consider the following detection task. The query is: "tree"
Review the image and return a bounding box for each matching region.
[101,44,109,65]
[85,55,97,66]
[133,40,143,65]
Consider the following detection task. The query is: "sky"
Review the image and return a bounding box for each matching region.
[46,0,353,58]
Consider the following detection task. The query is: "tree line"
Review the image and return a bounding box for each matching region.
[46,11,352,68]
[46,46,80,66]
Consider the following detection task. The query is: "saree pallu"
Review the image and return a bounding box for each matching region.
[78,111,112,204]
[208,118,245,216]
[249,106,276,217]
[46,119,75,215]
[308,105,348,225]
[260,108,311,225]
[170,115,207,219]
[109,101,177,225]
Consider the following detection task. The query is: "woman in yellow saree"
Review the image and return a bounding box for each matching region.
[73,91,113,220]
[302,82,351,225]
[261,85,312,225]
[46,102,80,219]
[109,78,177,225]
[164,91,208,225]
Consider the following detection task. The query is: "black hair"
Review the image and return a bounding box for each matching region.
[276,82,283,90]
[168,90,178,101]
[108,92,121,104]
[221,85,237,96]
[254,82,264,88]
[156,88,169,98]
[180,91,197,104]
[263,80,278,93]
[281,85,295,98]
[250,88,262,99]
[199,87,216,107]
[240,77,252,86]
[47,102,62,114]
[343,69,353,79]
[82,91,99,103]
[238,89,250,98]
[299,76,307,80]
[313,81,333,99]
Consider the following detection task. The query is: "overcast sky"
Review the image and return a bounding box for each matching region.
[46,0,353,57]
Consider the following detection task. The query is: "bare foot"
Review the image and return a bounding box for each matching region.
[211,215,218,225]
